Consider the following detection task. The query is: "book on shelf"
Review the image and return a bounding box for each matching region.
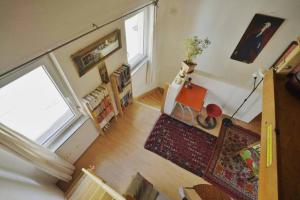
[113,64,131,93]
[82,85,115,132]
[120,90,133,109]
[111,64,133,115]
[83,86,109,110]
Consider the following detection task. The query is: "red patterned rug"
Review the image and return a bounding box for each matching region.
[144,114,217,177]
[204,120,260,200]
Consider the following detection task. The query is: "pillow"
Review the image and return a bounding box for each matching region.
[239,143,260,177]
[125,173,158,200]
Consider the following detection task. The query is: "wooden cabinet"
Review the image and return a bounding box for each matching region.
[259,70,279,200]
[66,168,125,200]
[259,39,300,199]
[275,72,300,200]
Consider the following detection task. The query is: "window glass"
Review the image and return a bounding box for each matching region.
[125,11,145,65]
[0,66,74,143]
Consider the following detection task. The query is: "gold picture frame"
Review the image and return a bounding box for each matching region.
[71,29,121,77]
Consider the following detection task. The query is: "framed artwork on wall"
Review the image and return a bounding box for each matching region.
[230,14,284,64]
[98,62,109,84]
[71,29,121,77]
[271,41,298,70]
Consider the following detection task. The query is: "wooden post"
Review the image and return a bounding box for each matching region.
[161,83,169,113]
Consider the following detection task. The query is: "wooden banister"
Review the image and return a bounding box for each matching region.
[65,168,125,200]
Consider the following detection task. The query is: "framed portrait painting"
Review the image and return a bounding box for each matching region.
[231,14,284,64]
[72,29,121,77]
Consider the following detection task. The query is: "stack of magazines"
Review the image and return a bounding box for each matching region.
[82,86,109,110]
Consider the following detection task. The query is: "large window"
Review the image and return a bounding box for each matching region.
[125,9,149,69]
[0,57,80,145]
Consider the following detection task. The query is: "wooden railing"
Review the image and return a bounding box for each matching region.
[65,168,125,200]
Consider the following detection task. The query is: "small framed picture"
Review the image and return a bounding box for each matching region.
[98,62,109,84]
[271,41,298,70]
[71,29,121,77]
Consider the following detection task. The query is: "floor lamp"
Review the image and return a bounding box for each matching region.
[223,73,264,126]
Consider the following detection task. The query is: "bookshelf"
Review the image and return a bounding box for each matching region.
[110,64,133,116]
[82,84,115,134]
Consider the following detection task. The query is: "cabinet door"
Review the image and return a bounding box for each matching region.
[258,70,278,200]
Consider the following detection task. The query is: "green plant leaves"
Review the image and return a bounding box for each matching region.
[185,36,211,63]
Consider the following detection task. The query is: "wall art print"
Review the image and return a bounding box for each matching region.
[231,14,284,64]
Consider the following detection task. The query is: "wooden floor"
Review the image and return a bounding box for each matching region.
[135,87,164,110]
[59,99,261,200]
[61,103,208,200]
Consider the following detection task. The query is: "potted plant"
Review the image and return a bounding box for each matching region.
[183,36,211,74]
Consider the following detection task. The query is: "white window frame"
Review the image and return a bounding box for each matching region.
[0,55,82,147]
[124,7,150,70]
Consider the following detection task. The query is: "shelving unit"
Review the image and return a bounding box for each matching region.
[110,65,133,116]
[82,84,115,134]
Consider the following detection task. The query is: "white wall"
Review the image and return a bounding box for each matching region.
[155,0,300,122]
[52,19,126,99]
[132,62,154,97]
[0,145,64,200]
[56,119,99,164]
[190,72,262,122]
[0,0,149,75]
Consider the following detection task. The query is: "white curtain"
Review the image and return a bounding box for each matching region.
[0,124,75,182]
